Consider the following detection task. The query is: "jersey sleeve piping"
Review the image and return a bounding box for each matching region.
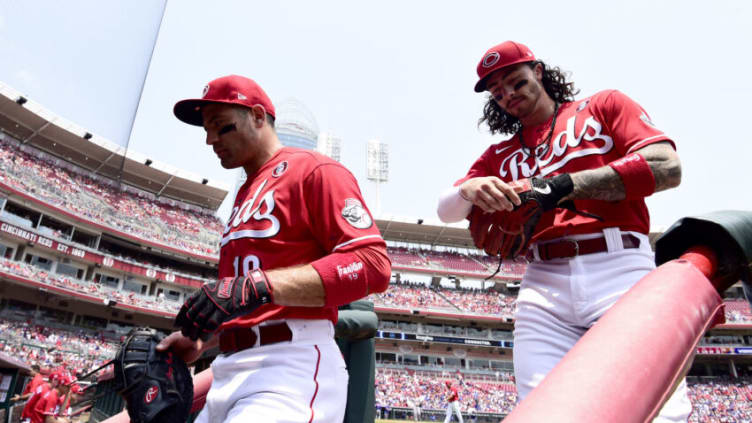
[332,234,384,252]
[627,134,675,153]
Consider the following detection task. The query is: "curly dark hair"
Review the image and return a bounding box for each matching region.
[478,61,579,135]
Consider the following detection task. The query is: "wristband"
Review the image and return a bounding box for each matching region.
[312,247,390,307]
[608,153,655,199]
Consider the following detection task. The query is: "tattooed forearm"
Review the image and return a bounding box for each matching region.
[640,142,682,192]
[561,141,681,203]
[567,166,626,202]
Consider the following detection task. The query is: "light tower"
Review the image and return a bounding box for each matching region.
[366,138,388,216]
[318,131,342,162]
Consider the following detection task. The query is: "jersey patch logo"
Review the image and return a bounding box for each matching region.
[342,198,373,229]
[576,100,589,112]
[272,161,288,178]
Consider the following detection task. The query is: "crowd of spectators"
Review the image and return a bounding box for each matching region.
[0,137,222,257]
[370,280,515,317]
[375,367,517,416]
[386,246,527,279]
[687,377,752,422]
[371,280,455,310]
[725,299,752,323]
[0,318,117,377]
[375,367,752,421]
[0,256,182,314]
[440,287,516,317]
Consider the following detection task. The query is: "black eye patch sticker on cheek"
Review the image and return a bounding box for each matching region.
[514,80,528,90]
[218,123,237,136]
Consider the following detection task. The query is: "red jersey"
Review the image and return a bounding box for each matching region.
[22,373,45,396]
[31,388,60,423]
[456,90,672,241]
[218,147,385,330]
[22,383,49,419]
[447,386,459,402]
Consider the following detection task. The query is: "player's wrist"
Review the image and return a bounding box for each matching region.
[532,173,573,210]
[246,269,274,306]
[457,184,473,203]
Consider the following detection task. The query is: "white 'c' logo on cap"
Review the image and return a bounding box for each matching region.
[202,84,210,98]
[482,52,501,68]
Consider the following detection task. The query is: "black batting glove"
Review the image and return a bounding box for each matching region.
[518,173,574,212]
[174,270,273,341]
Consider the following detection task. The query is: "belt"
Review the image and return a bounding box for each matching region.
[527,234,641,261]
[218,322,293,354]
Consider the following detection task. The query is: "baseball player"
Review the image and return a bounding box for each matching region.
[443,380,463,423]
[20,372,54,423]
[158,75,391,422]
[410,392,423,422]
[10,365,44,404]
[437,41,691,421]
[30,373,71,423]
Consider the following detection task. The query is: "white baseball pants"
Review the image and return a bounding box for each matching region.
[513,229,692,422]
[194,319,348,423]
[443,400,464,423]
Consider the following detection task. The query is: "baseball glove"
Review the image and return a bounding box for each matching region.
[113,327,193,423]
[469,174,574,258]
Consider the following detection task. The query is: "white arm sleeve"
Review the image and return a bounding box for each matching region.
[437,186,473,223]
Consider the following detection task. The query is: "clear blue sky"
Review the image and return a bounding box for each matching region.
[1,1,751,229]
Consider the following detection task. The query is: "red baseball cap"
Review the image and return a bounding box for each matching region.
[474,41,536,92]
[59,373,74,386]
[174,75,276,126]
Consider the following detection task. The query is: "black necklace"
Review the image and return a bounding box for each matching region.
[518,102,560,159]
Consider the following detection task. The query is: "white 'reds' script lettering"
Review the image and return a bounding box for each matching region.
[221,179,280,246]
[498,115,614,180]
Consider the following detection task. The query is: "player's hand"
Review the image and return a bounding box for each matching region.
[459,177,522,213]
[514,174,574,212]
[156,331,205,364]
[9,394,19,402]
[174,270,274,341]
[468,174,574,258]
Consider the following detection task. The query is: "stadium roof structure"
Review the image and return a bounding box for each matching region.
[0,81,229,211]
[376,215,476,249]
